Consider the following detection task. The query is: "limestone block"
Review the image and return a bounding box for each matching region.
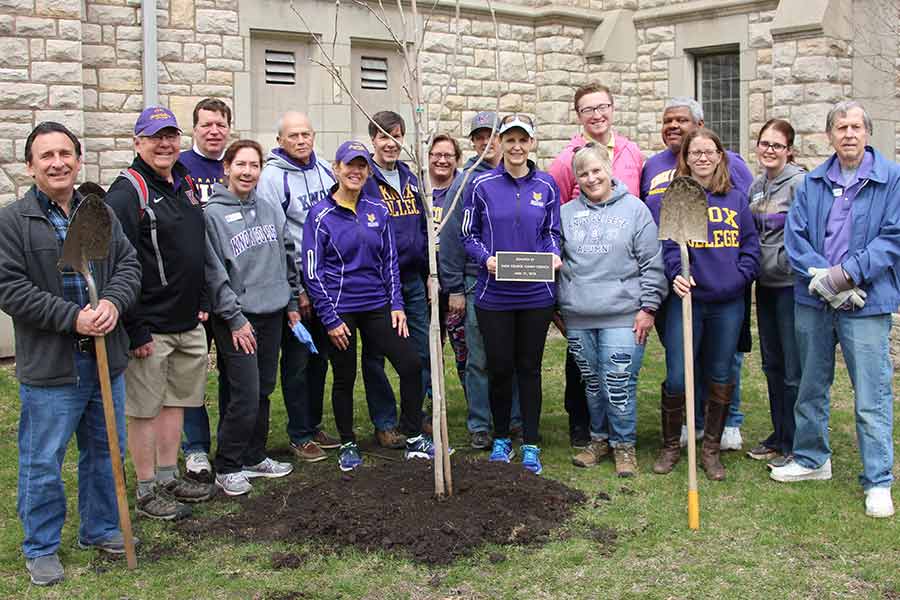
[772,42,796,68]
[535,25,563,37]
[749,93,765,122]
[46,39,82,62]
[652,42,675,60]
[49,85,82,108]
[772,67,792,85]
[423,32,457,54]
[459,35,490,50]
[117,40,143,61]
[0,170,14,195]
[534,101,569,124]
[498,93,523,112]
[102,25,114,44]
[756,48,771,65]
[793,56,839,83]
[509,25,534,42]
[83,44,117,67]
[98,68,143,92]
[802,132,832,157]
[58,19,80,39]
[206,58,242,71]
[0,121,33,139]
[117,25,142,40]
[216,0,238,9]
[205,44,221,58]
[804,83,843,103]
[482,80,509,96]
[99,150,136,167]
[158,41,183,61]
[35,0,81,18]
[195,33,221,44]
[791,103,831,133]
[88,4,136,25]
[32,61,81,83]
[540,53,579,72]
[536,35,574,54]
[0,38,29,68]
[82,67,97,86]
[772,83,802,105]
[0,139,13,164]
[0,109,32,123]
[456,78,481,96]
[748,22,771,49]
[536,69,569,86]
[184,42,204,62]
[0,68,28,81]
[644,26,674,43]
[123,94,143,110]
[222,35,242,60]
[166,61,206,83]
[30,38,44,60]
[158,28,195,42]
[206,70,232,84]
[99,92,127,110]
[159,83,191,95]
[15,16,56,37]
[171,0,194,28]
[189,84,231,96]
[82,88,97,109]
[84,137,117,152]
[0,15,14,35]
[196,9,238,35]
[84,111,141,136]
[0,0,33,15]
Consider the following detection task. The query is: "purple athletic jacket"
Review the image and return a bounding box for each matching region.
[461,160,561,310]
[361,158,428,282]
[301,193,403,331]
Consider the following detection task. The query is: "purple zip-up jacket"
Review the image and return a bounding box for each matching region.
[461,160,561,310]
[362,157,428,282]
[301,192,403,330]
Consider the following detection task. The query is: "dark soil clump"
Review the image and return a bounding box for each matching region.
[179,458,585,564]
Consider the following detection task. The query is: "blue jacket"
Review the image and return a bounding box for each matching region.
[462,160,561,310]
[301,193,403,331]
[362,158,428,282]
[786,147,900,316]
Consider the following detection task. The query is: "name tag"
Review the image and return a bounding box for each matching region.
[576,210,589,217]
[832,188,844,197]
[225,212,243,222]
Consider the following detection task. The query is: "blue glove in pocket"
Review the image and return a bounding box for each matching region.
[291,321,319,354]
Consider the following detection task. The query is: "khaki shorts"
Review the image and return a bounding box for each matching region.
[125,324,207,418]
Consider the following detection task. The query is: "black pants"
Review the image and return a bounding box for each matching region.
[211,311,283,474]
[564,354,590,441]
[476,305,553,445]
[329,306,423,443]
[281,312,330,444]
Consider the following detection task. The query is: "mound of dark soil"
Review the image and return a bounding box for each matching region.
[178,458,586,564]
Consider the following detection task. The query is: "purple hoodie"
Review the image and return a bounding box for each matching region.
[462,160,561,310]
[362,158,428,282]
[301,193,402,331]
[662,186,760,303]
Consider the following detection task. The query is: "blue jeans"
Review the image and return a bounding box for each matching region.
[281,313,330,444]
[363,277,430,431]
[567,327,643,446]
[17,353,127,559]
[756,285,800,454]
[793,304,894,490]
[664,295,744,396]
[464,275,521,433]
[182,321,224,455]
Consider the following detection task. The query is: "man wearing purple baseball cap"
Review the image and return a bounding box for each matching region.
[105,106,214,520]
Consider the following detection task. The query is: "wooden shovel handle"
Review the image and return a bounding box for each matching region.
[680,242,700,531]
[94,336,138,568]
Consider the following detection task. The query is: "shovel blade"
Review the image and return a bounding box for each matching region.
[658,176,709,244]
[59,193,112,274]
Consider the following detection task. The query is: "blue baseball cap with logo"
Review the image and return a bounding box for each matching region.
[468,111,499,137]
[134,106,181,137]
[334,140,371,164]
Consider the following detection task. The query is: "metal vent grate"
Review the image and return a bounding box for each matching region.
[360,56,388,90]
[265,50,296,85]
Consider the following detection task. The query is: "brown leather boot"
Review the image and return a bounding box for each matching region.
[701,381,734,481]
[653,383,684,474]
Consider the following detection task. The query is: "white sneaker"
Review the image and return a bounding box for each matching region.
[864,487,895,518]
[242,457,293,479]
[185,452,211,476]
[679,425,704,448]
[770,457,832,482]
[720,426,743,451]
[215,472,252,496]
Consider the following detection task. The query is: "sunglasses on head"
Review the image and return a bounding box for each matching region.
[500,113,534,126]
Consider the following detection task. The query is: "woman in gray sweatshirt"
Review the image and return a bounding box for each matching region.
[746,119,806,465]
[205,139,301,496]
[559,144,667,476]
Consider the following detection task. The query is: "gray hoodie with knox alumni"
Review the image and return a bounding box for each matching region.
[205,183,301,330]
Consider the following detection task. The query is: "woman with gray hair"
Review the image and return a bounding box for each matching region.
[558,144,667,477]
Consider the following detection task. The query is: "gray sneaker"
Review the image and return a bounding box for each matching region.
[136,484,192,521]
[471,430,492,450]
[77,532,140,555]
[163,476,216,503]
[243,457,293,479]
[25,553,64,586]
[215,471,253,496]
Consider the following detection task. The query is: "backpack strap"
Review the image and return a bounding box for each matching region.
[119,168,168,287]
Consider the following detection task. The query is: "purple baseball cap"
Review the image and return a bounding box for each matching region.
[334,140,370,164]
[134,106,181,137]
[468,111,499,137]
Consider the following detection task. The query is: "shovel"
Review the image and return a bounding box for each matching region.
[59,194,137,569]
[658,176,709,531]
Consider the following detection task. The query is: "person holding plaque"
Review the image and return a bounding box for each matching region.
[559,144,667,477]
[461,114,561,475]
[653,128,760,482]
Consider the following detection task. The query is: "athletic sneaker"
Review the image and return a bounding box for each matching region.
[521,444,543,475]
[489,438,514,463]
[865,487,895,518]
[242,457,293,479]
[680,425,704,448]
[136,484,192,521]
[25,553,64,586]
[185,451,212,482]
[339,442,363,472]
[770,457,832,483]
[720,426,743,451]
[163,476,216,503]
[77,532,140,555]
[747,443,779,461]
[405,435,435,459]
[471,430,492,450]
[216,472,253,496]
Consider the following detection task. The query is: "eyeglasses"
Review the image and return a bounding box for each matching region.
[757,140,788,152]
[145,132,180,143]
[577,103,613,116]
[429,152,456,161]
[500,114,534,126]
[687,149,721,160]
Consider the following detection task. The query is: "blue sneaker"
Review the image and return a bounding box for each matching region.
[338,442,363,472]
[521,444,543,475]
[405,435,435,460]
[489,438,514,463]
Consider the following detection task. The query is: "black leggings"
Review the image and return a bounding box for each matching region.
[476,305,553,444]
[329,306,423,443]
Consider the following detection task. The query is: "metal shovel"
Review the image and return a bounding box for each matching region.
[658,176,709,531]
[59,194,137,568]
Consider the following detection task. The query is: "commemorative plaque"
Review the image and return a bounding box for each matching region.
[494,251,555,282]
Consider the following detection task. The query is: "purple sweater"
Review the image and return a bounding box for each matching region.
[641,148,753,214]
[179,148,224,205]
[663,186,760,303]
[462,161,561,310]
[301,193,402,330]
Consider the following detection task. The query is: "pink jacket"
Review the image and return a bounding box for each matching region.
[548,132,644,204]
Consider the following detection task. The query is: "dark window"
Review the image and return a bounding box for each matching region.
[696,52,740,152]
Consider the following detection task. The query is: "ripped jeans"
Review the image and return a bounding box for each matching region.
[566,327,644,446]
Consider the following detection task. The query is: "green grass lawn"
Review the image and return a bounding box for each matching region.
[0,330,898,599]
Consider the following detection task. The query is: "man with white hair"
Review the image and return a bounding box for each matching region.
[773,100,898,519]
